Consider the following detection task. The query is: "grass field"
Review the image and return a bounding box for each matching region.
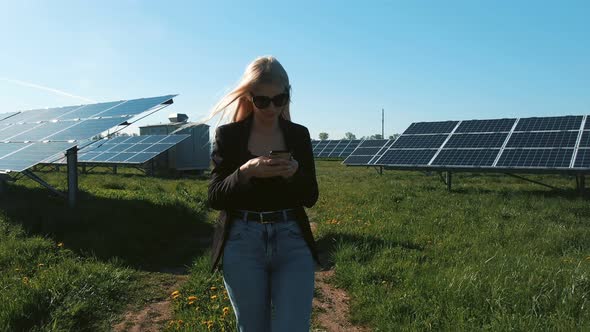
[0,161,589,331]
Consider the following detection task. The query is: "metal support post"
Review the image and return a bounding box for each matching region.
[446,171,452,191]
[67,147,78,208]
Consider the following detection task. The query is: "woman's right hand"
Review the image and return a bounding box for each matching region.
[238,156,291,183]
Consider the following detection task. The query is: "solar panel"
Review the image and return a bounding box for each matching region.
[313,141,329,156]
[1,95,175,143]
[357,139,389,147]
[391,135,447,149]
[341,140,362,157]
[444,133,508,149]
[0,112,20,123]
[574,149,590,168]
[579,131,590,147]
[455,119,516,133]
[514,116,582,132]
[311,140,320,151]
[327,140,350,157]
[311,140,363,158]
[432,149,500,167]
[318,140,339,157]
[403,121,458,134]
[506,131,579,148]
[312,139,362,158]
[343,139,392,165]
[4,95,175,126]
[496,149,574,168]
[68,135,190,164]
[0,141,77,172]
[0,95,176,173]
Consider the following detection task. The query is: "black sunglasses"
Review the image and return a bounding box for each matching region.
[249,92,290,109]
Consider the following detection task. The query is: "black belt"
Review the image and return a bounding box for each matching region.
[230,209,297,224]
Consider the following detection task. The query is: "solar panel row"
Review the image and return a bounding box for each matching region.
[342,139,393,165]
[343,115,590,171]
[0,95,176,172]
[0,141,78,172]
[53,134,190,165]
[0,95,175,143]
[312,140,362,158]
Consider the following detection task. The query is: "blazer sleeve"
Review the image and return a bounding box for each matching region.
[207,126,248,210]
[285,127,319,208]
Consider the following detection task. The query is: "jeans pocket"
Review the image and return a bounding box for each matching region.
[286,224,304,240]
[227,223,244,241]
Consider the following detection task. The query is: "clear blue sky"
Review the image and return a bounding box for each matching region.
[1,1,589,139]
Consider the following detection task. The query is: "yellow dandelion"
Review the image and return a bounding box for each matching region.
[22,277,29,284]
[210,295,218,300]
[57,242,64,248]
[188,301,194,305]
[171,290,180,297]
[223,306,230,315]
[210,286,217,291]
[187,295,197,301]
[223,289,228,295]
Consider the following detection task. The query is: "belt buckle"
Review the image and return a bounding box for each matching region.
[259,212,273,224]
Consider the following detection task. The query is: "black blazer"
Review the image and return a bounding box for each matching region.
[208,114,320,273]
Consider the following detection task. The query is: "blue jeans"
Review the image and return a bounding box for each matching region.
[222,216,315,332]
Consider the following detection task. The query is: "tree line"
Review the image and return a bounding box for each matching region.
[318,132,400,140]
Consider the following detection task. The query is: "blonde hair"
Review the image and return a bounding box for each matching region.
[203,56,291,126]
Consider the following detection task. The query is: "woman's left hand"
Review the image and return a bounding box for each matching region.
[268,158,299,178]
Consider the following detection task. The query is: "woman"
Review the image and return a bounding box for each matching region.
[207,56,320,332]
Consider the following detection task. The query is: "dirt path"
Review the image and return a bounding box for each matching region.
[113,222,370,331]
[312,270,371,332]
[112,272,188,332]
[310,221,371,332]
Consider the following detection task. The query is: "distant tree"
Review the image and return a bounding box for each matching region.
[344,132,356,140]
[319,132,329,140]
[389,133,401,140]
[370,134,383,139]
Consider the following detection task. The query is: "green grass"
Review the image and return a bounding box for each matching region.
[0,167,214,331]
[1,162,589,331]
[311,162,590,331]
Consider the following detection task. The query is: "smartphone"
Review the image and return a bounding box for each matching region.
[269,150,292,160]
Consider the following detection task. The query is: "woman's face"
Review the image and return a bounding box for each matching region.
[249,82,288,123]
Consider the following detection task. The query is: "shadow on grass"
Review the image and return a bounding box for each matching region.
[314,231,423,271]
[450,185,590,200]
[0,184,213,274]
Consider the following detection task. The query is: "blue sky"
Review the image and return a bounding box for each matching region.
[1,1,589,139]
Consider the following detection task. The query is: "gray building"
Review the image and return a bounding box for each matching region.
[139,113,210,173]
